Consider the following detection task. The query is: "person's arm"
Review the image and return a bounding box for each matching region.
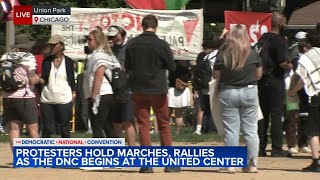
[28,69,40,85]
[288,78,304,96]
[279,61,293,70]
[219,28,229,39]
[256,67,262,80]
[213,52,223,79]
[276,37,292,70]
[213,70,221,79]
[90,66,106,100]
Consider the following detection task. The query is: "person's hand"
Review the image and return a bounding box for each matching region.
[72,92,76,102]
[220,28,229,39]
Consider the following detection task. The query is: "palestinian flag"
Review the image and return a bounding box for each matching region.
[125,0,189,10]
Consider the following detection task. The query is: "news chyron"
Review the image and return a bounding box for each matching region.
[13,5,71,25]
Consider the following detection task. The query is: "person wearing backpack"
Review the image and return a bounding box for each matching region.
[107,25,136,146]
[0,34,41,149]
[82,28,120,140]
[257,13,293,157]
[192,40,217,135]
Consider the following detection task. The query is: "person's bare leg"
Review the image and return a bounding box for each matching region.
[309,136,319,159]
[26,123,40,138]
[9,120,23,150]
[123,121,136,146]
[174,117,183,135]
[113,123,123,138]
[194,109,203,135]
[153,117,159,133]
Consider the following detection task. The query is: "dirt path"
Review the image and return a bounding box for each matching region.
[0,142,319,180]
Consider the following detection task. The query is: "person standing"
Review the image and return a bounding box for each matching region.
[288,29,320,172]
[83,28,120,138]
[214,25,262,173]
[258,13,293,157]
[39,35,75,138]
[1,34,40,149]
[125,14,178,173]
[107,25,136,146]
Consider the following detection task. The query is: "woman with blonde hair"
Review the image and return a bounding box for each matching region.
[213,25,262,173]
[83,27,120,138]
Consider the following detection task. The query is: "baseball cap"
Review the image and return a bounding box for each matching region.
[107,26,120,37]
[47,34,65,44]
[295,31,307,40]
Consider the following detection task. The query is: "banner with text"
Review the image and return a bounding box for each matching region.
[13,138,247,168]
[51,8,203,60]
[224,11,272,46]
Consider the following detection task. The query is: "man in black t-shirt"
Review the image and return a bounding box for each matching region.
[258,13,293,157]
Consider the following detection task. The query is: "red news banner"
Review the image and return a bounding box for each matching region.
[14,5,71,25]
[224,11,272,46]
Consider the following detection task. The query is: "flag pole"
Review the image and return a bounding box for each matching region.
[5,20,14,51]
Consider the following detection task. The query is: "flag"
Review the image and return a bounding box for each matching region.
[125,0,189,10]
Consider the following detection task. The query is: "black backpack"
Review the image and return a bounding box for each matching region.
[0,54,26,92]
[105,63,129,104]
[192,54,214,90]
[254,33,279,76]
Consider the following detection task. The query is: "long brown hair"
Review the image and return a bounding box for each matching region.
[89,29,113,55]
[220,24,251,70]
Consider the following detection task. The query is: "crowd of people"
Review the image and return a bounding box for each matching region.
[0,13,320,173]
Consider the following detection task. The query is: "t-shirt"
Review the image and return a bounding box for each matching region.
[35,55,44,75]
[112,37,128,67]
[214,49,262,86]
[268,33,289,77]
[83,48,121,99]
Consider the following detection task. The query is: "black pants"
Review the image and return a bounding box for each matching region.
[198,92,216,133]
[258,76,285,151]
[75,74,89,131]
[88,94,115,138]
[41,102,72,138]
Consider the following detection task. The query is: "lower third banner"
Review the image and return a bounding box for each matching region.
[13,138,247,168]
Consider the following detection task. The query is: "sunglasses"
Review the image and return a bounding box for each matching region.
[86,37,95,42]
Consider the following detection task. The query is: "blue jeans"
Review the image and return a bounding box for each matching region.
[219,85,259,166]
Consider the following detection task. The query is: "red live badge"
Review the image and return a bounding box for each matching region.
[13,6,32,25]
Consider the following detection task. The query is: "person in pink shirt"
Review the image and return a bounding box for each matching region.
[1,34,41,149]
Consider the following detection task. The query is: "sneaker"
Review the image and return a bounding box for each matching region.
[139,167,153,173]
[218,167,236,174]
[302,162,320,172]
[80,167,104,170]
[242,166,258,173]
[193,131,201,135]
[271,150,287,157]
[288,147,299,154]
[164,167,181,173]
[299,147,312,153]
